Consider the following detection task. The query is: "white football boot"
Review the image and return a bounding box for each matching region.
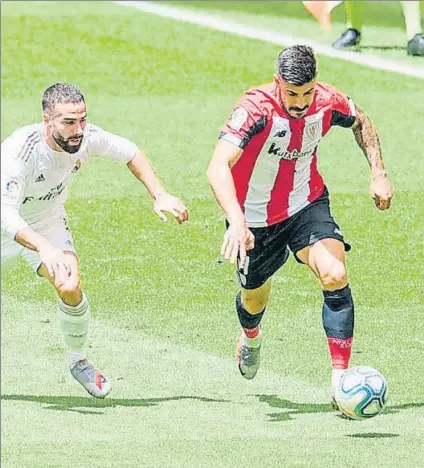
[71,359,111,398]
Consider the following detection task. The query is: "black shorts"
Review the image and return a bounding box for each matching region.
[232,187,350,290]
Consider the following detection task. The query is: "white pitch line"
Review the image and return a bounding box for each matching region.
[115,0,424,80]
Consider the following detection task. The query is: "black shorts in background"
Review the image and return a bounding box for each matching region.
[231,187,350,290]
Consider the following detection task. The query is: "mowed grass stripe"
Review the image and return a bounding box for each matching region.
[2,295,422,468]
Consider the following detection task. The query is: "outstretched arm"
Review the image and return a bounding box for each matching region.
[88,127,188,223]
[128,150,188,223]
[351,105,393,210]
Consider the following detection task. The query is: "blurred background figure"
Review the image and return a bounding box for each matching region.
[302,0,343,31]
[303,1,424,56]
[334,1,424,55]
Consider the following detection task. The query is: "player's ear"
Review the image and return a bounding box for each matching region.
[42,112,50,124]
[273,74,282,87]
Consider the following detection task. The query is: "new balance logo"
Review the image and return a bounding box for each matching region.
[34,174,45,183]
[274,130,287,138]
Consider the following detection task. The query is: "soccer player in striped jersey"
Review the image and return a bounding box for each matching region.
[1,83,188,398]
[207,45,393,405]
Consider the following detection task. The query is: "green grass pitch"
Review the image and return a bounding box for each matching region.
[1,2,423,467]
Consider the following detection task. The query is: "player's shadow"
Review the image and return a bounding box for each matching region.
[256,395,334,421]
[360,45,405,51]
[348,433,399,438]
[255,395,424,422]
[1,394,229,415]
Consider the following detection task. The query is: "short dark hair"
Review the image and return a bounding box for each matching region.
[42,83,85,114]
[276,45,317,86]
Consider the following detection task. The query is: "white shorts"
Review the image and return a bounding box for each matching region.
[1,215,77,273]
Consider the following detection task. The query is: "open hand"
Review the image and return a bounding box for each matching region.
[153,192,188,223]
[221,221,255,269]
[38,245,75,284]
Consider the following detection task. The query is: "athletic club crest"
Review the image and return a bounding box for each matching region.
[306,122,319,140]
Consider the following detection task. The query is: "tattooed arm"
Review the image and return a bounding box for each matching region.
[351,105,393,210]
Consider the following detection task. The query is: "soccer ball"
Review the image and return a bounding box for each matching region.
[336,366,388,420]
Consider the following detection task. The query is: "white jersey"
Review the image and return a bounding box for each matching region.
[1,123,138,238]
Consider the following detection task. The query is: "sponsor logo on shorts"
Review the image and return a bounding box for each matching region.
[237,256,250,286]
[238,271,247,286]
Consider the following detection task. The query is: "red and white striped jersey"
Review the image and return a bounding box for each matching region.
[220,81,356,227]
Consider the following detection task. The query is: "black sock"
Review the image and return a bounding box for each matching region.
[322,285,354,339]
[235,292,265,329]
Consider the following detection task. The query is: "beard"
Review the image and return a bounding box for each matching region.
[288,106,309,119]
[52,131,83,154]
[276,87,309,119]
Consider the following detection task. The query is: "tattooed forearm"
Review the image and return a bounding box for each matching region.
[352,105,387,177]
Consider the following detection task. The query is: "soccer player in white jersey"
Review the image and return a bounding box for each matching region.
[207,46,393,407]
[1,83,188,398]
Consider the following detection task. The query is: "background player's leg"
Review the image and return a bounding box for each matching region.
[345,0,363,32]
[400,1,424,56]
[296,239,354,400]
[38,252,110,398]
[332,1,362,50]
[401,1,422,39]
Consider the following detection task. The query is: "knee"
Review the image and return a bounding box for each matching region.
[320,260,347,290]
[57,279,82,306]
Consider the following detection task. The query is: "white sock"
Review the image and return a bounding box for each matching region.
[331,368,347,392]
[59,293,90,369]
[242,328,262,348]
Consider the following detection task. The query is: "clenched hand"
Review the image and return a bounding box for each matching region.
[370,175,393,210]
